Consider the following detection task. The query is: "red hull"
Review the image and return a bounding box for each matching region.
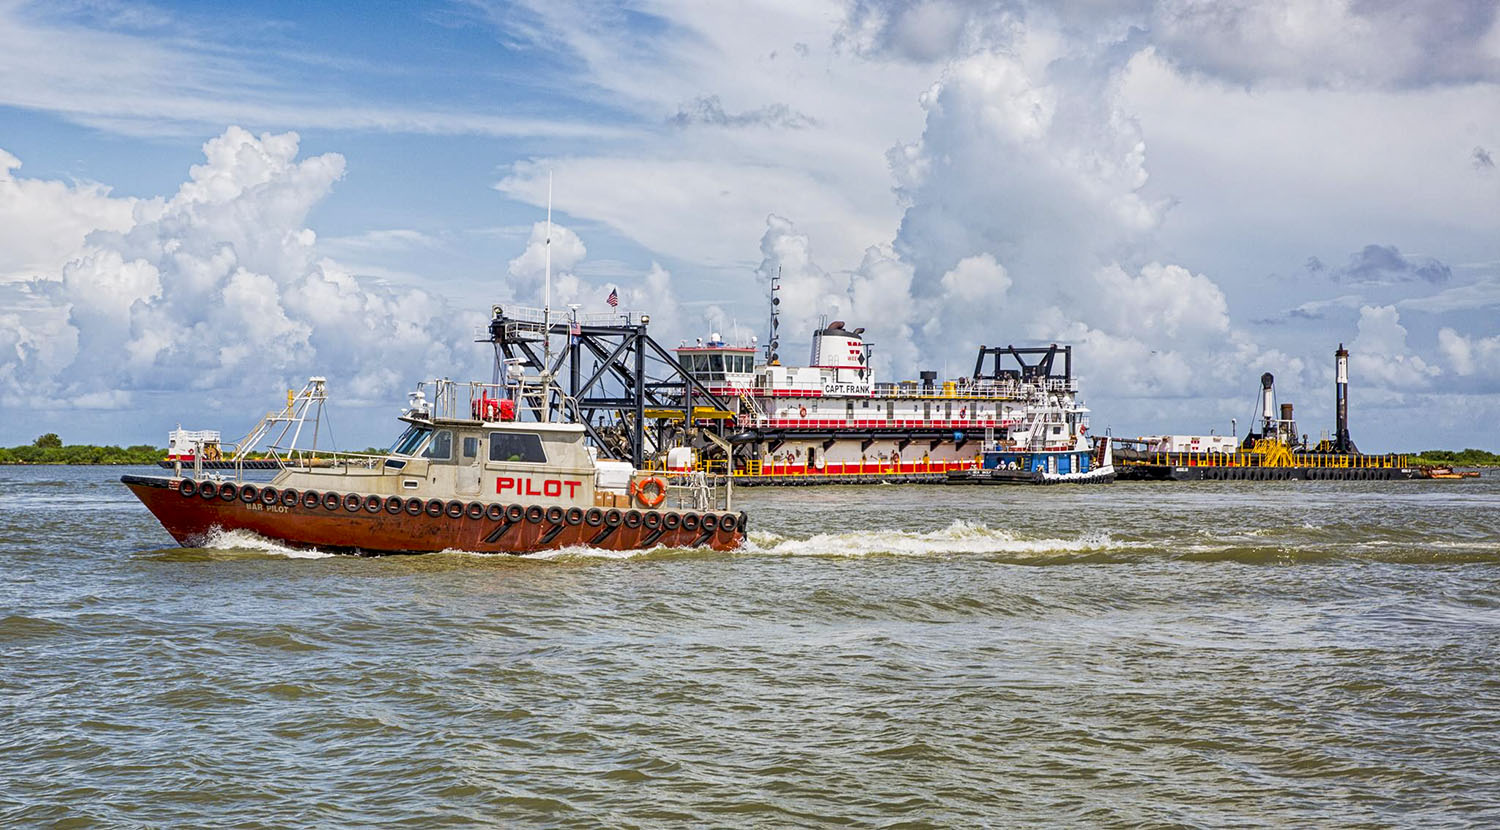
[123,475,744,555]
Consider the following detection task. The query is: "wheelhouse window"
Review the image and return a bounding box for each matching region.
[462,436,479,460]
[489,432,547,463]
[389,425,431,456]
[422,429,453,460]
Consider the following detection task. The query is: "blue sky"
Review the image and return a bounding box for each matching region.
[1,0,1498,451]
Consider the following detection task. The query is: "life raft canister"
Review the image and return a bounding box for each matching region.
[472,391,505,421]
[630,475,668,508]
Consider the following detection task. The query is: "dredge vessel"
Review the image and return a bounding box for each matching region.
[1114,344,1422,481]
[664,268,1110,484]
[675,324,1111,484]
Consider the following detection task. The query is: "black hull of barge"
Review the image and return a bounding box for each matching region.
[1117,465,1420,482]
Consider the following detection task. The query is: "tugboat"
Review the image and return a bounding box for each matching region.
[123,327,744,556]
[944,419,1115,485]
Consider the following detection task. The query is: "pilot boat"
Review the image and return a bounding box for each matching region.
[123,369,745,555]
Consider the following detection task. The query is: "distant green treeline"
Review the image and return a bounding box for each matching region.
[1407,449,1500,467]
[0,438,163,464]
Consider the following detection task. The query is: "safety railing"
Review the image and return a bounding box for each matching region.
[731,458,983,478]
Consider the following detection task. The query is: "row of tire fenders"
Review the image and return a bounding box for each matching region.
[1198,467,1397,481]
[174,478,745,535]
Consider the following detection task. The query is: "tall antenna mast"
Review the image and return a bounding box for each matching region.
[540,170,554,423]
[765,266,781,365]
[543,170,553,366]
[545,171,553,313]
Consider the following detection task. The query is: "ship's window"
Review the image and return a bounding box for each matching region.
[422,429,453,461]
[389,425,431,456]
[461,436,479,460]
[489,432,547,464]
[709,354,724,375]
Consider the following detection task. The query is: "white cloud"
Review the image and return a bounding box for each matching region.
[1399,277,1500,314]
[1150,0,1500,89]
[0,2,628,139]
[505,220,589,308]
[1351,305,1441,390]
[1438,327,1500,383]
[0,145,139,282]
[494,155,894,275]
[0,127,483,410]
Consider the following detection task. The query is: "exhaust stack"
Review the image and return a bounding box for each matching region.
[1334,344,1357,453]
[1260,372,1276,437]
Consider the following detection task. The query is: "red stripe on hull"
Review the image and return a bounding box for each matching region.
[124,478,743,556]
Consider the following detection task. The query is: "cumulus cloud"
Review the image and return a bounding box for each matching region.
[752,214,922,374]
[838,0,1018,62]
[1324,244,1452,285]
[1438,327,1500,385]
[0,146,139,282]
[731,4,1295,415]
[0,127,482,410]
[505,220,589,308]
[1351,305,1440,390]
[837,0,1500,90]
[503,220,689,340]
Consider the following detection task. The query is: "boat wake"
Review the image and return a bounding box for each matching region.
[742,519,1128,560]
[200,527,336,559]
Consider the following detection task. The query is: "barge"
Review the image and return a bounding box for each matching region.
[1115,345,1424,481]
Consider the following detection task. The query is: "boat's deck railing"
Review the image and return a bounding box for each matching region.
[416,378,582,426]
[661,471,733,511]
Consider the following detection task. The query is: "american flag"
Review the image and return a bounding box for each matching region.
[606,288,619,308]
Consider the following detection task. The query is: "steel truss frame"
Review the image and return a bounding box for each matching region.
[972,344,1073,383]
[480,308,733,467]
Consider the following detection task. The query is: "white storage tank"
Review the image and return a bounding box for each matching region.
[666,446,695,472]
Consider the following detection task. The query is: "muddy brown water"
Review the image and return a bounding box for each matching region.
[3,465,1499,826]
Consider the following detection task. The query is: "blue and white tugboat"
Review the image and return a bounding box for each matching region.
[943,353,1115,485]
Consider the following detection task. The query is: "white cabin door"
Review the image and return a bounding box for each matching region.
[457,435,481,496]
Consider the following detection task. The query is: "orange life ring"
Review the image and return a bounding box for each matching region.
[630,476,668,508]
[798,406,807,418]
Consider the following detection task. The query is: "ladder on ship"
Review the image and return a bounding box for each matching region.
[738,391,766,423]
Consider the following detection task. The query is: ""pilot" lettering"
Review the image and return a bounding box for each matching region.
[495,477,581,498]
